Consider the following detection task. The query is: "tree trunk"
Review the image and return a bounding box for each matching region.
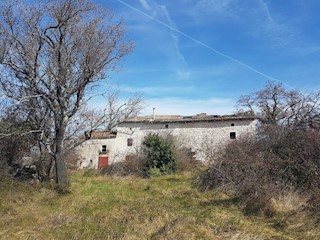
[55,127,68,185]
[37,155,54,181]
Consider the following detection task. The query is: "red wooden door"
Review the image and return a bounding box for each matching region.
[98,155,109,169]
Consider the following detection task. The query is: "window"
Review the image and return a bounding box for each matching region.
[101,145,107,153]
[127,138,133,146]
[165,124,169,129]
[230,132,236,139]
[231,123,235,126]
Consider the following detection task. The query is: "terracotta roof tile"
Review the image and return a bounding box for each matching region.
[86,131,116,139]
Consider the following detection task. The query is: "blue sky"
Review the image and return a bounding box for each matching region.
[93,1,319,115]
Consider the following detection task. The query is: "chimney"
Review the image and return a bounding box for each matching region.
[153,108,156,120]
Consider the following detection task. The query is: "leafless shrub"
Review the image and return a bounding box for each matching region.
[64,150,81,171]
[197,127,320,215]
[176,147,201,173]
[104,154,146,178]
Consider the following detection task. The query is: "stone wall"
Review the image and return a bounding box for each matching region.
[77,119,256,169]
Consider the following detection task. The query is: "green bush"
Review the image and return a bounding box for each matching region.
[141,133,177,177]
[148,167,163,177]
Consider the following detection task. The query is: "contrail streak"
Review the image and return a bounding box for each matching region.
[116,0,281,82]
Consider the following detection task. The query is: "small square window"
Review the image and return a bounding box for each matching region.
[231,123,235,126]
[101,145,107,153]
[230,132,236,139]
[165,124,169,129]
[127,138,133,146]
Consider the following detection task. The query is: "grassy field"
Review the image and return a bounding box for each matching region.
[0,171,320,240]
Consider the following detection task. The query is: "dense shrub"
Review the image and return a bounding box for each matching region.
[141,133,177,177]
[0,107,38,180]
[197,128,320,215]
[106,147,199,178]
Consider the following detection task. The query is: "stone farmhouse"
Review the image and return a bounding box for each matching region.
[77,113,256,169]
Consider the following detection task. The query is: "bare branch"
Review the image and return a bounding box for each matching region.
[237,81,320,129]
[0,0,133,184]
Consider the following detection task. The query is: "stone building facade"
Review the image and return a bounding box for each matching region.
[77,113,256,169]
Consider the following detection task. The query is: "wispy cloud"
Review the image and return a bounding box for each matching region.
[114,0,320,101]
[259,0,273,22]
[191,62,238,78]
[188,0,302,51]
[143,97,235,115]
[196,0,234,14]
[139,0,151,11]
[119,85,194,95]
[161,5,190,79]
[127,0,191,80]
[116,0,281,81]
[89,94,235,116]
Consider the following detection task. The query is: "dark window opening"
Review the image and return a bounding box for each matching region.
[165,124,169,129]
[127,138,133,146]
[230,132,236,139]
[231,123,235,126]
[101,145,107,153]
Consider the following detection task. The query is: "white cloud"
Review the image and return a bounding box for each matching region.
[259,0,273,22]
[160,5,190,80]
[119,85,194,95]
[196,0,234,14]
[187,0,300,50]
[176,69,191,79]
[129,0,190,80]
[87,93,236,117]
[143,97,236,116]
[139,0,151,11]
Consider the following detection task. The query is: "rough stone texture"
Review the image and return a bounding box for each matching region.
[77,117,256,169]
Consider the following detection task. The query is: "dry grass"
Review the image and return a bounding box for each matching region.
[0,172,320,239]
[271,190,308,215]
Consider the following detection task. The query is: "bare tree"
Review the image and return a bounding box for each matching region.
[104,87,145,130]
[0,0,133,184]
[237,81,320,129]
[64,88,144,148]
